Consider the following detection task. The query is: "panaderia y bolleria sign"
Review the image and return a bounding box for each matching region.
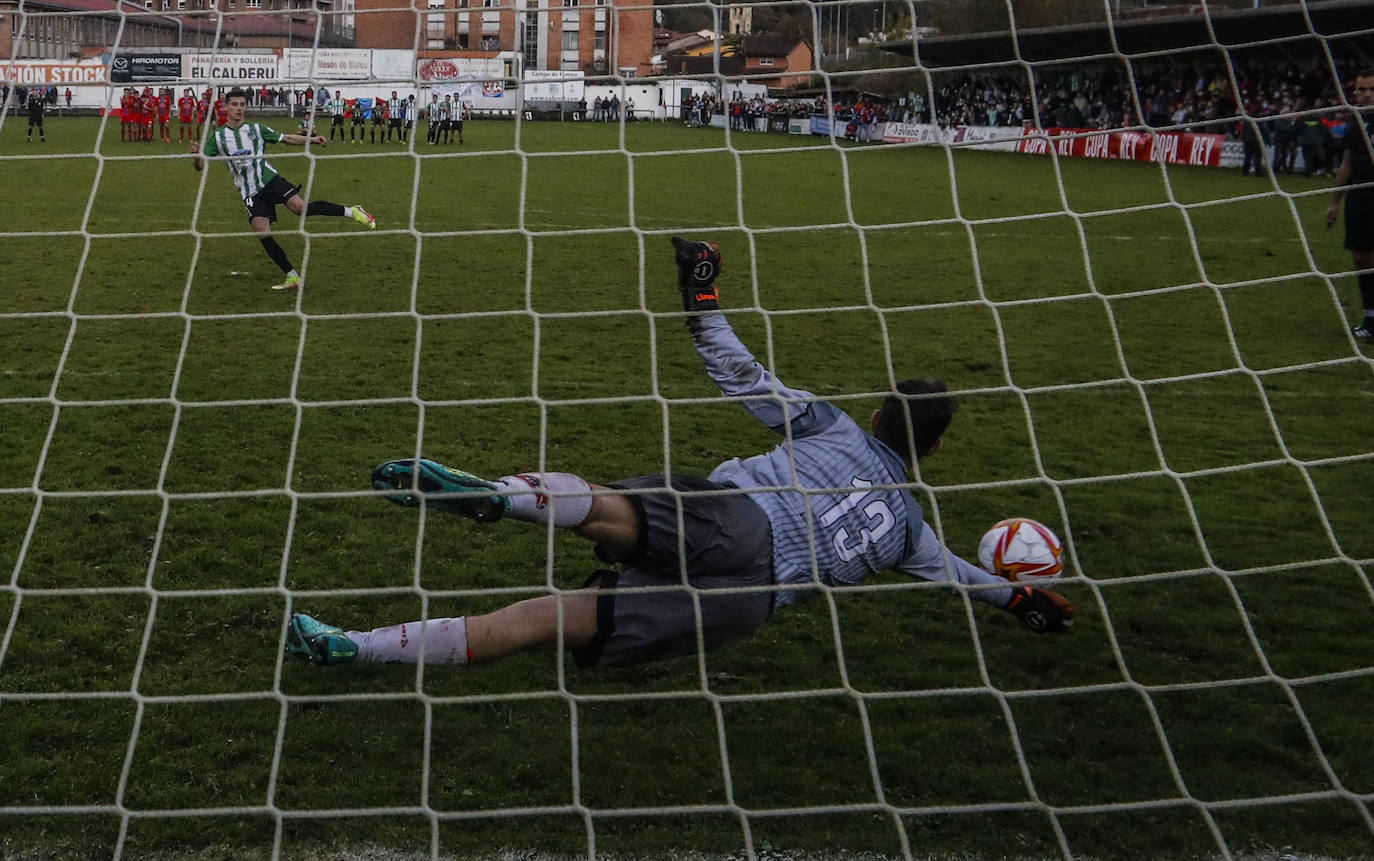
[184,53,280,82]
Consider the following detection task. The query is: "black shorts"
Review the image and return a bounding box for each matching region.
[389,118,401,129]
[1345,188,1374,253]
[571,474,775,668]
[28,112,42,127]
[331,115,343,126]
[244,174,298,223]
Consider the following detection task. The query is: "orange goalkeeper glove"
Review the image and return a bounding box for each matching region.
[1006,586,1077,633]
[671,236,722,313]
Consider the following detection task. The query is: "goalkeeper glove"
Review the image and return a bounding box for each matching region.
[671,236,722,313]
[1006,586,1077,633]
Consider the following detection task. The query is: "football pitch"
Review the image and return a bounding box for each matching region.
[0,114,1371,860]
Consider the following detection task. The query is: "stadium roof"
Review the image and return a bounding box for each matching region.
[880,0,1374,66]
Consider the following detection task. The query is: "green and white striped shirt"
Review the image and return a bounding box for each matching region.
[202,122,284,202]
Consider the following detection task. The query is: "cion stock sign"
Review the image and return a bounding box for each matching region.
[109,54,182,83]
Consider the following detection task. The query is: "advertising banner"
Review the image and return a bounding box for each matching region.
[877,122,1235,169]
[524,69,584,102]
[1019,127,1226,167]
[110,54,181,83]
[1,61,107,85]
[371,49,417,80]
[457,80,505,99]
[185,53,280,82]
[418,56,506,82]
[880,122,946,144]
[284,49,371,80]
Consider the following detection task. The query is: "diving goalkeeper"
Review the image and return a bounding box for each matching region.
[189,87,376,291]
[287,238,1077,667]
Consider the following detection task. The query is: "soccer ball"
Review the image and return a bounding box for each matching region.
[977,518,1064,582]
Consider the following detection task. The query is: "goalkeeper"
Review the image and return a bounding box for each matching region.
[189,87,376,292]
[288,238,1077,667]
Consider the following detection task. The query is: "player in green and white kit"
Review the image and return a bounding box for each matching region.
[426,94,443,145]
[326,91,346,142]
[190,87,376,291]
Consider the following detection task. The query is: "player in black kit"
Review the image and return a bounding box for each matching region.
[26,88,45,143]
[1327,69,1374,343]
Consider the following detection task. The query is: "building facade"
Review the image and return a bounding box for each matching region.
[0,0,350,59]
[354,0,653,76]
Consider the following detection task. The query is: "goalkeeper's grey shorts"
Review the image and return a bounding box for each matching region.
[572,474,775,668]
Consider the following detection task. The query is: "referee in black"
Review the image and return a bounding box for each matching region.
[1327,69,1374,344]
[26,87,45,143]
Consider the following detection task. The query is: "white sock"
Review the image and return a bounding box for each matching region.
[495,472,594,527]
[343,206,354,218]
[349,616,470,665]
[287,268,299,279]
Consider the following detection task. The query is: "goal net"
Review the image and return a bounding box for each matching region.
[1,0,1372,858]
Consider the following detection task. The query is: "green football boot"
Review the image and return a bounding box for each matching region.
[371,458,510,522]
[286,613,359,666]
[351,204,377,229]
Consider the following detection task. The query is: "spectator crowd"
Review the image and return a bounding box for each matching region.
[676,51,1365,168]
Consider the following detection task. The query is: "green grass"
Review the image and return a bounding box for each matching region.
[0,115,1372,860]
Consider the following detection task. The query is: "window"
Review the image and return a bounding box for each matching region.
[522,9,538,71]
[480,34,499,50]
[757,57,774,66]
[177,0,186,8]
[246,0,261,7]
[593,31,604,50]
[561,29,577,50]
[562,0,577,6]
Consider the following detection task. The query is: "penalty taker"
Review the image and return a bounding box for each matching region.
[189,87,376,292]
[288,238,1077,669]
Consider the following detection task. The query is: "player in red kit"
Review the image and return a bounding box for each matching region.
[138,89,154,141]
[213,97,227,127]
[195,93,209,137]
[120,88,133,141]
[129,91,145,141]
[177,88,196,142]
[158,89,172,142]
[142,97,156,141]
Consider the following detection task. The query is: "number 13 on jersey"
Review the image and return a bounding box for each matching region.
[817,477,896,562]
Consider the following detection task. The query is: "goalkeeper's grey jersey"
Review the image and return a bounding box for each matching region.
[693,315,1012,609]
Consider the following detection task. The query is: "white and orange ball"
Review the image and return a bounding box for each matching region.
[977,518,1064,583]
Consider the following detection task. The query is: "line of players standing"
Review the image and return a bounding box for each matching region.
[119,87,224,143]
[309,90,468,145]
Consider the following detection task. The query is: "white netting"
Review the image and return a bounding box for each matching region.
[2,1,1373,858]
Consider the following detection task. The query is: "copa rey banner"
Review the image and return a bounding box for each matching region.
[109,54,181,83]
[184,54,280,82]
